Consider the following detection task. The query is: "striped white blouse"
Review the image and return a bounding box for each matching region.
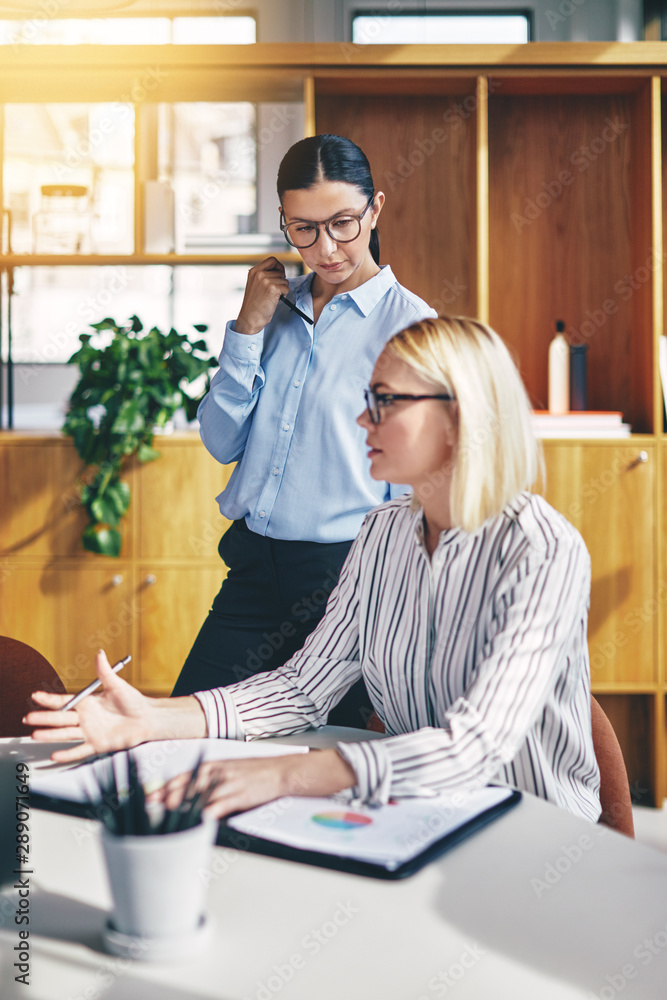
[195,492,601,822]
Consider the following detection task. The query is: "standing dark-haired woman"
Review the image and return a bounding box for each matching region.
[171,134,436,725]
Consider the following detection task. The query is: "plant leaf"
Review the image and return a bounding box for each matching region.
[112,399,147,434]
[90,495,121,526]
[137,442,160,463]
[89,479,130,525]
[82,525,122,557]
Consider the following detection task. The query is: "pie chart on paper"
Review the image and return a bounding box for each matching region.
[311,810,373,831]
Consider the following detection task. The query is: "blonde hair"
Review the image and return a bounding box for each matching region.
[384,316,541,533]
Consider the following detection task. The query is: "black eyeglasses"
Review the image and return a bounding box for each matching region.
[280,197,374,249]
[364,387,456,425]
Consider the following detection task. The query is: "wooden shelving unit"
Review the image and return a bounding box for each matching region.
[1,43,667,803]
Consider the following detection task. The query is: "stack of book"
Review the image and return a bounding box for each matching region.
[530,411,631,439]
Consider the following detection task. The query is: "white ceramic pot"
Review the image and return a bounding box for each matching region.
[100,818,218,960]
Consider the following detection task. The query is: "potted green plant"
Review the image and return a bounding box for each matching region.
[63,315,216,557]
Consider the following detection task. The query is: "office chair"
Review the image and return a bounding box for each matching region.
[591,695,635,839]
[0,636,67,737]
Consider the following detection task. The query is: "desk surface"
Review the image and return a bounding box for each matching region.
[1,731,667,1000]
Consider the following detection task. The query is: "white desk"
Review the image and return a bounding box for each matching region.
[1,731,667,1000]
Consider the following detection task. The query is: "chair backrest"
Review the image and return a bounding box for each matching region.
[590,695,635,838]
[0,637,67,738]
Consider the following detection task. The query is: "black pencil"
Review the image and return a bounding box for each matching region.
[161,751,205,834]
[279,294,314,325]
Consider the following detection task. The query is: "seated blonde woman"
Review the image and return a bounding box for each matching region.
[27,317,601,823]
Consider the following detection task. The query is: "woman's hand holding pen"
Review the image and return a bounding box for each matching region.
[24,649,207,763]
[234,257,290,336]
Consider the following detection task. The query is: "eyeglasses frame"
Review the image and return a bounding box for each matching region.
[363,387,457,425]
[280,196,375,249]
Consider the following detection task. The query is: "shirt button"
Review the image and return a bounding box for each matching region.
[272,468,279,476]
[283,423,290,431]
[259,510,266,518]
[249,345,256,351]
[293,380,300,387]
[330,304,337,311]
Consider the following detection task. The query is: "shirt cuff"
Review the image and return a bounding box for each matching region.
[335,740,393,806]
[222,321,265,360]
[194,688,246,740]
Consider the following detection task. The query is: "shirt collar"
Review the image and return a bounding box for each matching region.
[293,265,397,317]
[291,273,315,304]
[413,506,465,552]
[345,265,397,317]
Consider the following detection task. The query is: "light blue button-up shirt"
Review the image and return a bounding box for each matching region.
[198,265,436,542]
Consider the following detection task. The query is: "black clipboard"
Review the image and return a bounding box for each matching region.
[215,788,522,880]
[31,785,521,881]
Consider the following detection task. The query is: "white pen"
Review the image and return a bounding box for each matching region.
[61,654,132,711]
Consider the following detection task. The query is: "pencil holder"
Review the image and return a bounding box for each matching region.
[100,818,218,961]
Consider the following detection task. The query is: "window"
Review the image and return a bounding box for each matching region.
[6,262,300,428]
[158,102,259,254]
[10,263,250,365]
[1,92,305,428]
[352,11,531,45]
[0,23,306,428]
[3,103,135,255]
[0,16,256,46]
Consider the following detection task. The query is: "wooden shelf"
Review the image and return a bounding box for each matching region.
[0,253,301,268]
[2,42,667,802]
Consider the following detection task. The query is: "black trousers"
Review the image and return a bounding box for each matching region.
[171,519,373,728]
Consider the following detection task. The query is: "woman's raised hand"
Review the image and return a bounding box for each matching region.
[234,257,290,336]
[25,650,160,763]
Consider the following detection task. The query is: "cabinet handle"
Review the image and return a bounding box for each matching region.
[111,574,123,587]
[145,574,157,586]
[626,451,648,471]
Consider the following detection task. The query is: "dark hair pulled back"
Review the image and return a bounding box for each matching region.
[277,133,380,265]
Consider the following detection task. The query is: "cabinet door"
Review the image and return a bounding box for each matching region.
[0,565,136,690]
[0,440,136,558]
[136,442,233,561]
[541,443,655,686]
[135,566,227,694]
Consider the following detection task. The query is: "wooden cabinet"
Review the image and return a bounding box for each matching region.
[135,566,228,693]
[0,434,232,696]
[542,442,656,688]
[311,51,666,804]
[533,440,661,802]
[2,43,667,803]
[0,564,135,688]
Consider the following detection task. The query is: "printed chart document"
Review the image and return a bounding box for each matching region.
[29,738,309,804]
[226,785,517,873]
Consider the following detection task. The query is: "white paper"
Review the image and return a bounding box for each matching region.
[30,738,309,804]
[227,785,514,871]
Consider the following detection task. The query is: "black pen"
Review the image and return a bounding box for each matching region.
[61,654,132,710]
[279,294,314,325]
